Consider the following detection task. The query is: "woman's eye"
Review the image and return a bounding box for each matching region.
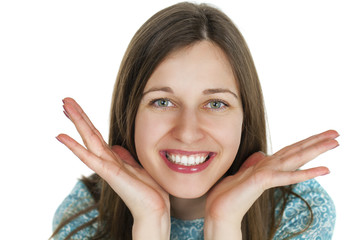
[152,99,174,108]
[205,100,228,110]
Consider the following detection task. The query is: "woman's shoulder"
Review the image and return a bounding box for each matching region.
[52,180,99,240]
[274,179,336,239]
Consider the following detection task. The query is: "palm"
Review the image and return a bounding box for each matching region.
[205,166,262,222]
[100,145,170,217]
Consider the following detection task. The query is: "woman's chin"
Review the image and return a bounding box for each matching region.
[165,185,210,199]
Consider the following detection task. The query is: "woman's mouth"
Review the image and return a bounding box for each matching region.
[165,152,210,166]
[160,150,216,173]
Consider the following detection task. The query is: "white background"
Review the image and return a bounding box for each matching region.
[1,0,358,239]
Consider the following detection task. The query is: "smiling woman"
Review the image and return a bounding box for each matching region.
[135,42,243,198]
[52,2,337,240]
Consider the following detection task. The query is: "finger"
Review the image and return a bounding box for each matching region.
[56,134,109,175]
[63,97,104,141]
[63,102,107,157]
[111,145,141,168]
[270,167,330,188]
[240,151,266,170]
[274,130,339,159]
[281,138,339,171]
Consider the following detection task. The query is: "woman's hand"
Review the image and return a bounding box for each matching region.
[56,98,170,240]
[204,130,339,240]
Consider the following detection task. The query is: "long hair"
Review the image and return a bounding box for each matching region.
[52,2,312,239]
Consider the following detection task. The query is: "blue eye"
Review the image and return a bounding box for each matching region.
[152,99,174,108]
[206,100,228,110]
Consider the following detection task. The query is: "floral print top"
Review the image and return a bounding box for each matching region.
[52,179,335,239]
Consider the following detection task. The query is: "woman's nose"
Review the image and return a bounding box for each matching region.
[171,109,205,144]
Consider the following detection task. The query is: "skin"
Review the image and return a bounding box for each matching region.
[134,41,243,219]
[56,41,339,239]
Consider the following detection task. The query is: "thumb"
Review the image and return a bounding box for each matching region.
[240,151,266,170]
[111,145,141,168]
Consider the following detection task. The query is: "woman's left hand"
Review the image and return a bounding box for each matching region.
[204,130,339,240]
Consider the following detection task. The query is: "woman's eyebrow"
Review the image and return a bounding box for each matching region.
[203,88,238,99]
[142,87,238,99]
[142,87,174,96]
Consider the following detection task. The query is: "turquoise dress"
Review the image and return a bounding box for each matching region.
[52,179,335,239]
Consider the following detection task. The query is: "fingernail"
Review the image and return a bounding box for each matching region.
[331,140,340,149]
[258,151,267,156]
[62,105,71,119]
[63,110,70,119]
[55,136,63,143]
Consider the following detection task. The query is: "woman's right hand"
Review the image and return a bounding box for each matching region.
[56,98,170,240]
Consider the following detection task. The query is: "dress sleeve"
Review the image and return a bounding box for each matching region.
[52,181,99,240]
[273,179,336,239]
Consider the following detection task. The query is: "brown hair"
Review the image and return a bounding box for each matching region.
[52,2,312,239]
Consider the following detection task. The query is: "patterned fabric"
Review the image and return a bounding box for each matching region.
[52,181,98,240]
[52,179,335,239]
[273,179,336,239]
[170,217,204,240]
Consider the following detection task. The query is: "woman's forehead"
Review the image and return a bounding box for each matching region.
[144,41,238,93]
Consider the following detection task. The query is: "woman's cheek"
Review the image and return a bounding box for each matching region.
[203,112,243,149]
[135,111,174,151]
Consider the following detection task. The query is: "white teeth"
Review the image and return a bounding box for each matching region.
[180,156,187,165]
[195,156,200,164]
[166,153,209,166]
[176,155,181,164]
[188,156,195,165]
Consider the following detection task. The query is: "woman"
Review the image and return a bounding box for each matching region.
[53,2,337,239]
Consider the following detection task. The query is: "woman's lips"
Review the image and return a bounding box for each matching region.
[160,150,216,174]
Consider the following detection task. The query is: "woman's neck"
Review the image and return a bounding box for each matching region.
[169,194,207,220]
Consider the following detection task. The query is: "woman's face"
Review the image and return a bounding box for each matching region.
[134,41,243,198]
